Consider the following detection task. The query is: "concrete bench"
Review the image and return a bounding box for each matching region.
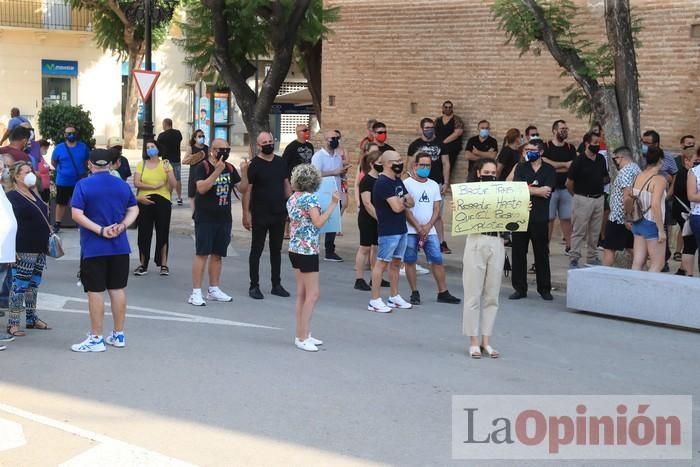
[566,266,700,330]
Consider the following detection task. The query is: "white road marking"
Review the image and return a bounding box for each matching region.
[0,403,196,466]
[0,418,26,451]
[38,293,280,330]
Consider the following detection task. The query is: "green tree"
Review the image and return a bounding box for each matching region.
[70,1,179,148]
[179,0,338,144]
[38,104,96,149]
[492,0,642,162]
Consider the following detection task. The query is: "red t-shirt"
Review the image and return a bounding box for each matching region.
[0,146,30,163]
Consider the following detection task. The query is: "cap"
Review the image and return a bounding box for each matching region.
[90,149,112,167]
[107,136,124,148]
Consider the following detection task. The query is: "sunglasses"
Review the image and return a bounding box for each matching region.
[375,130,387,134]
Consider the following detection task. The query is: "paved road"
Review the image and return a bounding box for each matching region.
[1,229,698,466]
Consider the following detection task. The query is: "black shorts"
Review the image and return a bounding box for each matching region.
[56,185,75,205]
[601,220,634,251]
[358,214,378,247]
[288,252,319,273]
[195,222,231,257]
[81,254,130,293]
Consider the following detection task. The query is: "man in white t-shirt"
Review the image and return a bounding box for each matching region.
[403,152,461,306]
[0,176,18,349]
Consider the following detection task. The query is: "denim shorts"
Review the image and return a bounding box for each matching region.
[631,218,659,240]
[377,234,408,262]
[549,188,573,220]
[170,162,182,182]
[404,234,443,265]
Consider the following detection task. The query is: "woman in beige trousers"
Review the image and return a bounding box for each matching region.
[462,159,505,359]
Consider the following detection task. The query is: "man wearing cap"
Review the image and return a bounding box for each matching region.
[70,149,139,352]
[107,136,132,181]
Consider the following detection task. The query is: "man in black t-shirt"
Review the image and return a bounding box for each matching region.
[156,118,183,205]
[371,121,395,154]
[282,124,314,177]
[509,139,556,301]
[434,100,464,175]
[407,117,451,253]
[465,119,498,178]
[189,139,248,307]
[243,131,292,300]
[566,132,609,268]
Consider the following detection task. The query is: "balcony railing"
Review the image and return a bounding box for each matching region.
[0,0,92,32]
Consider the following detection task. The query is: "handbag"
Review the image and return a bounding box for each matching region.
[17,191,64,258]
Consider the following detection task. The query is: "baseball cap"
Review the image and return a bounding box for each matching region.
[107,136,124,148]
[89,149,113,167]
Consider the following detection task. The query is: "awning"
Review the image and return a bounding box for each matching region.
[274,88,312,105]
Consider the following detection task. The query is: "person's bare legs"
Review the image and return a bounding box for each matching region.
[388,258,402,297]
[355,246,370,280]
[602,249,616,267]
[294,270,306,339]
[405,263,417,291]
[560,219,572,248]
[87,291,105,336]
[208,255,222,287]
[192,255,207,289]
[681,253,695,276]
[176,180,182,200]
[647,239,666,272]
[436,216,445,244]
[107,288,126,332]
[433,264,448,292]
[631,236,648,271]
[55,203,67,226]
[370,260,389,300]
[297,272,320,340]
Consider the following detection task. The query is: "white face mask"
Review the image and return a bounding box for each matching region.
[23,172,37,187]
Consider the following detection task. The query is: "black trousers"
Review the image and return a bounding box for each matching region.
[137,195,172,269]
[324,200,342,255]
[249,220,285,288]
[511,220,551,295]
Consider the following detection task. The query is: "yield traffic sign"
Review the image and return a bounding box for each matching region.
[132,70,160,102]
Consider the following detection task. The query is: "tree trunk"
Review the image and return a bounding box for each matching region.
[299,40,323,123]
[123,50,144,149]
[605,0,642,164]
[591,86,625,173]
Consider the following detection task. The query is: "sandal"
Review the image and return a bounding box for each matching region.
[160,266,170,276]
[6,326,26,337]
[26,319,51,330]
[469,346,482,359]
[673,252,682,261]
[481,345,500,358]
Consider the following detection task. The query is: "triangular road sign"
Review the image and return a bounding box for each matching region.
[133,69,160,102]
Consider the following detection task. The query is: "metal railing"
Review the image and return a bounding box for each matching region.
[0,0,92,32]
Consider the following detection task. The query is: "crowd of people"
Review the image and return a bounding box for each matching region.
[1,101,699,356]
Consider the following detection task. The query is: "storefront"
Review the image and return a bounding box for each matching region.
[41,59,78,107]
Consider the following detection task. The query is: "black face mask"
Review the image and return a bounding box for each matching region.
[373,163,383,173]
[478,175,497,182]
[391,163,404,175]
[217,148,231,161]
[588,145,600,154]
[261,144,275,155]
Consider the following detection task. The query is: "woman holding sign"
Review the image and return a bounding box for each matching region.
[462,158,504,359]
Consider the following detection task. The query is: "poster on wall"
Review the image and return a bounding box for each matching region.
[214,93,228,123]
[197,95,211,144]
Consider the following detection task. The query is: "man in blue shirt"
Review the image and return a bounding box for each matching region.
[0,108,29,146]
[70,149,138,353]
[51,125,89,233]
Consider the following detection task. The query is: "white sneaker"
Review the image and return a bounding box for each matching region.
[416,264,430,275]
[368,298,392,313]
[388,294,412,309]
[71,334,106,353]
[106,331,125,348]
[207,287,233,302]
[399,267,406,276]
[188,290,206,306]
[307,335,323,346]
[295,337,319,352]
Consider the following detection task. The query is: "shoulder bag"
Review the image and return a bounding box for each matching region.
[65,144,87,180]
[624,174,658,224]
[17,191,64,258]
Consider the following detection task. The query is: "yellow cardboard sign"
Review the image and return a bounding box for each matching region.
[451,182,530,235]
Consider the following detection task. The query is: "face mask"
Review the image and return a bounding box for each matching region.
[146,147,159,157]
[525,150,541,162]
[1,167,9,180]
[65,133,77,143]
[682,144,695,150]
[478,175,497,182]
[588,145,600,154]
[375,132,387,144]
[416,167,431,178]
[217,148,230,161]
[261,143,275,155]
[391,163,404,174]
[556,131,568,142]
[479,129,490,138]
[528,134,540,141]
[641,143,649,155]
[373,163,383,173]
[423,128,435,139]
[196,136,205,145]
[328,137,339,150]
[23,172,37,187]
[302,130,310,141]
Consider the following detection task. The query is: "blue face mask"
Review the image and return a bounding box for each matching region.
[423,128,435,139]
[146,147,159,157]
[65,133,77,143]
[479,129,490,138]
[197,136,205,145]
[641,143,649,155]
[416,167,431,178]
[525,150,541,162]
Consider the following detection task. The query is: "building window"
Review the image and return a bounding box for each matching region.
[328,95,336,107]
[547,96,560,109]
[691,24,700,38]
[42,76,71,106]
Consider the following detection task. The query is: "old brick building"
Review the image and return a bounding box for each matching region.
[322,0,700,187]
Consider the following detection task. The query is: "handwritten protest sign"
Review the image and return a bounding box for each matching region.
[450,182,530,236]
[316,176,342,234]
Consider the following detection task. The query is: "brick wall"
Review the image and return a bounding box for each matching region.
[322,0,700,209]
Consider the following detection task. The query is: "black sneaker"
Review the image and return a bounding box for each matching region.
[508,291,527,300]
[528,264,536,274]
[177,198,183,206]
[271,284,290,297]
[354,278,371,291]
[380,279,390,287]
[133,265,148,276]
[324,252,344,262]
[661,263,670,273]
[53,222,61,234]
[540,292,554,301]
[437,290,461,304]
[409,290,421,305]
[675,268,686,276]
[249,286,264,300]
[440,241,452,254]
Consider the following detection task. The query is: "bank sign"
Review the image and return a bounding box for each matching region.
[42,60,78,77]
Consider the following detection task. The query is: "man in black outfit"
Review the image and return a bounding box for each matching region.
[282,124,314,176]
[243,131,291,300]
[509,139,556,301]
[434,100,464,176]
[156,118,183,205]
[371,121,395,154]
[465,119,498,179]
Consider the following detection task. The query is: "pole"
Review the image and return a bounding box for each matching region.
[142,0,154,155]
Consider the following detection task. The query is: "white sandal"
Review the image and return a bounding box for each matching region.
[469,346,482,359]
[481,345,500,358]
